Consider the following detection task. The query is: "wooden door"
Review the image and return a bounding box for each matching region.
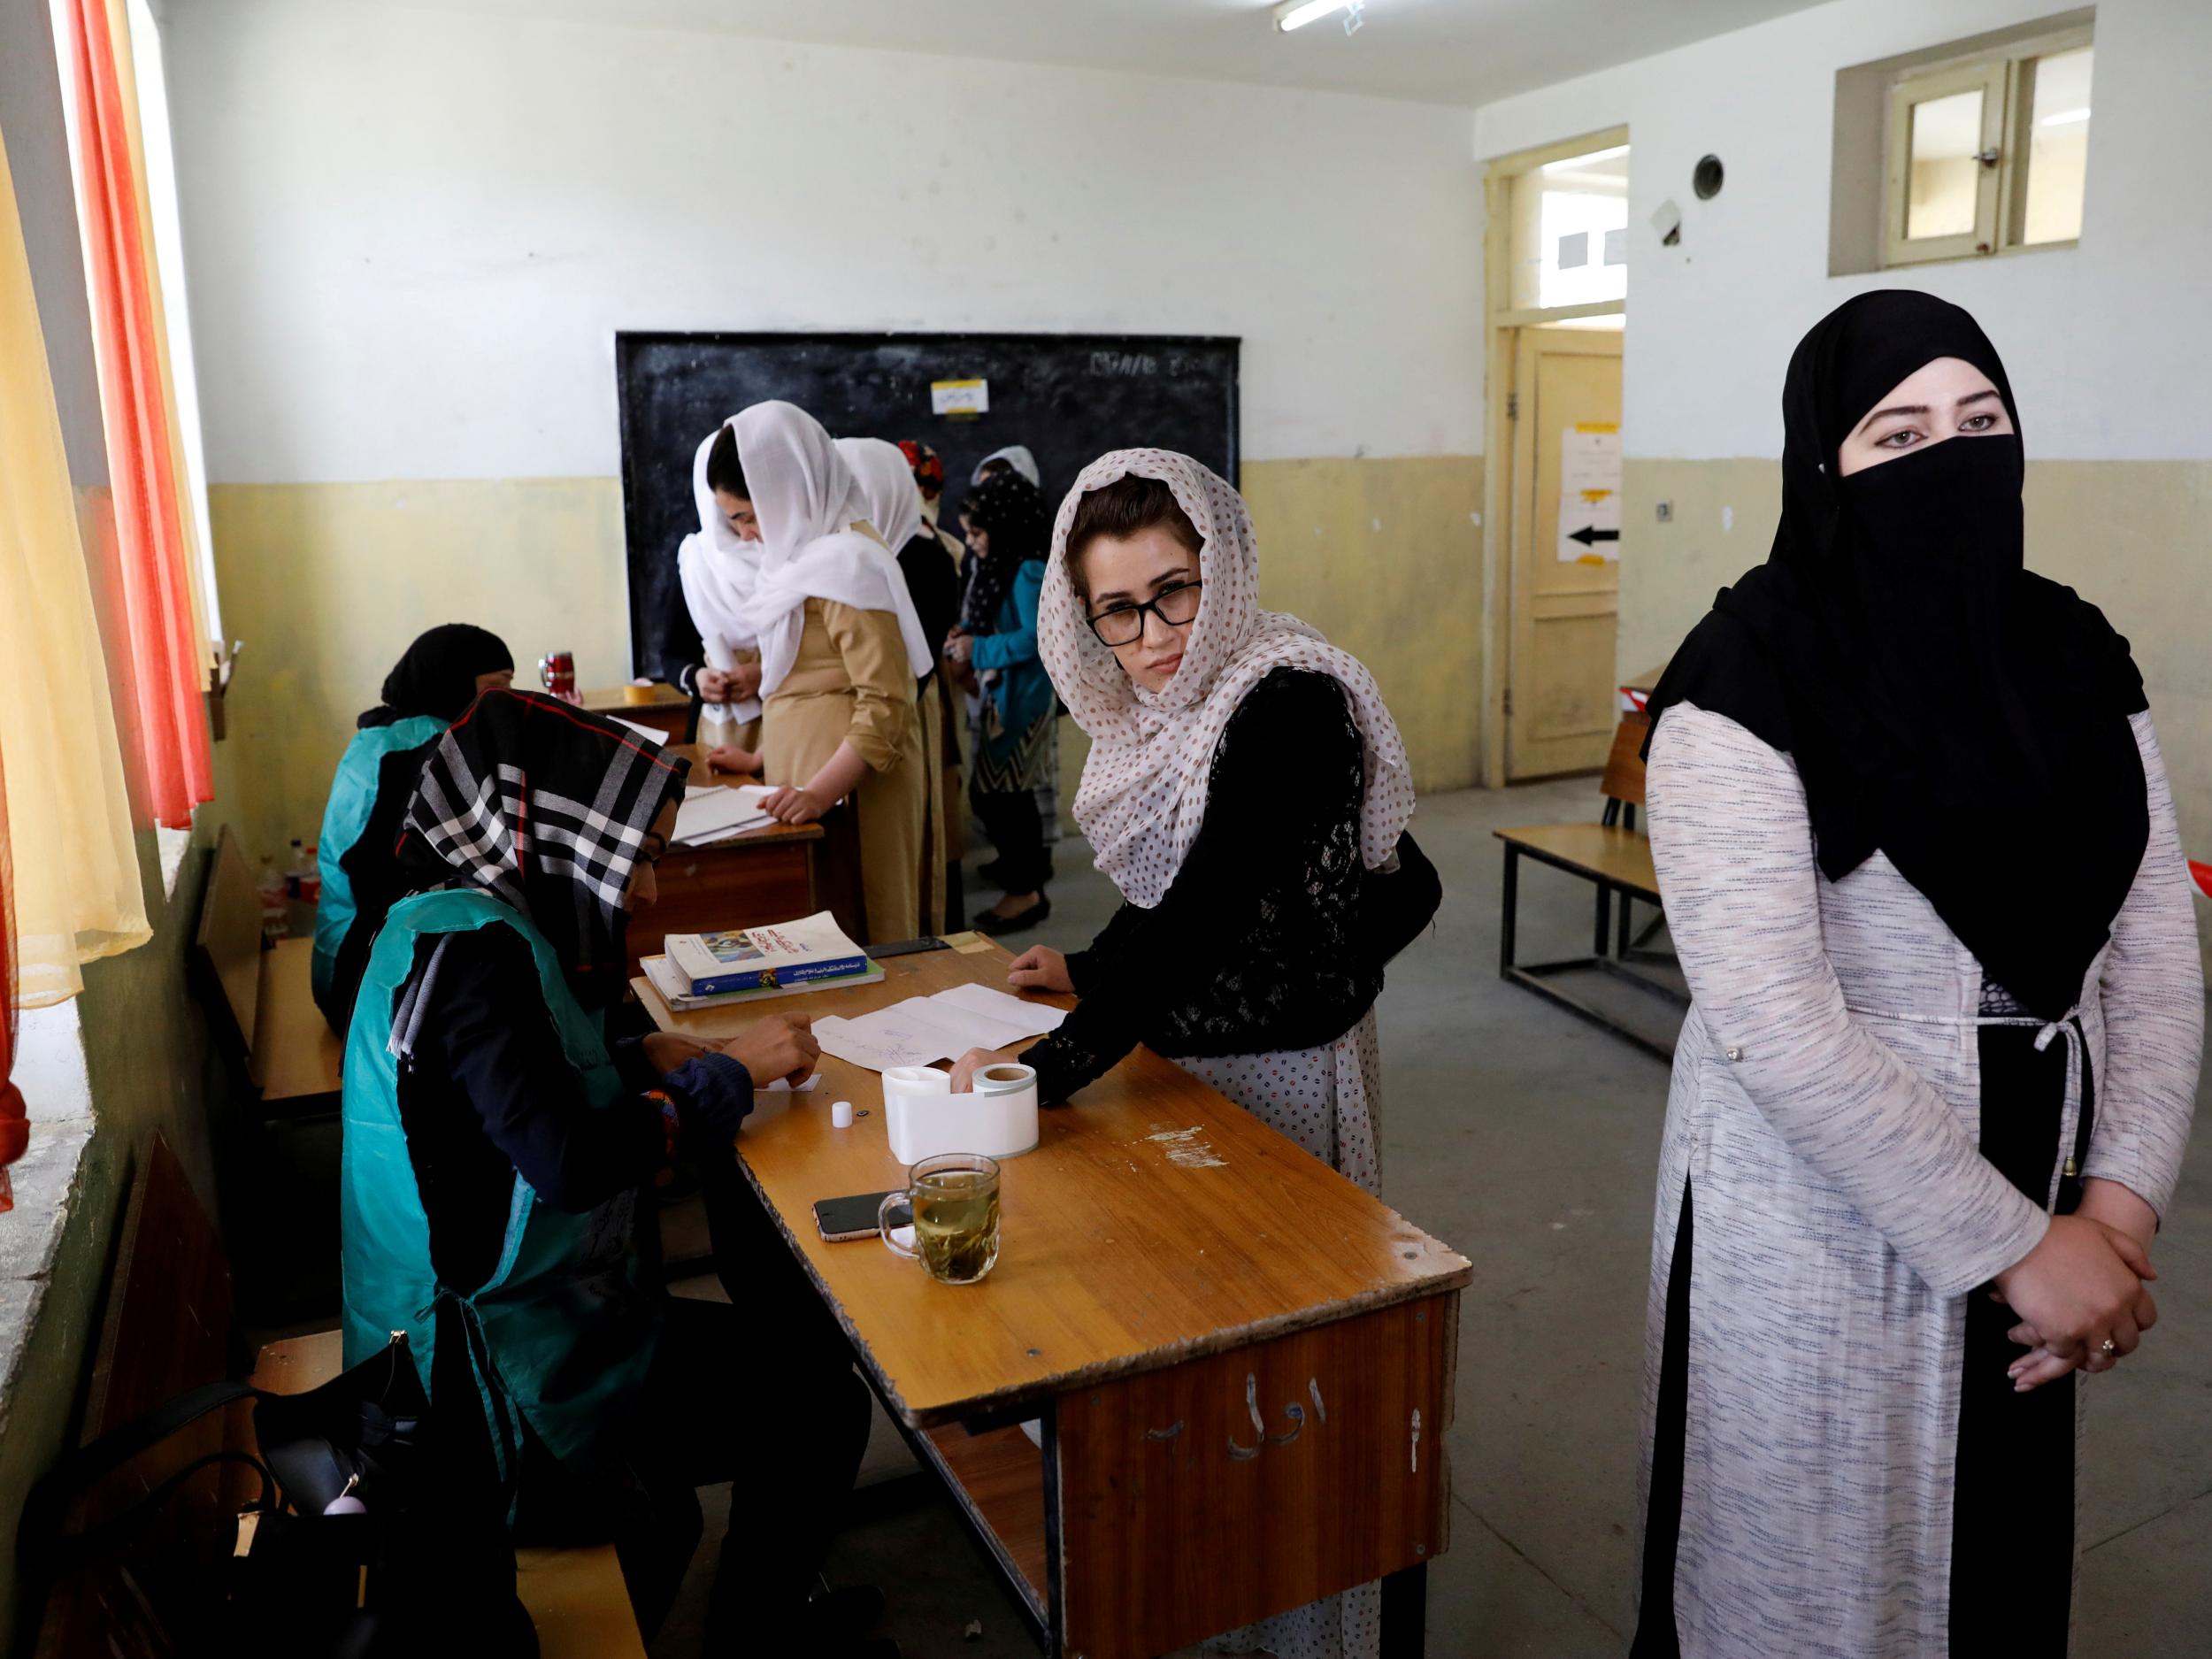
[1507,326,1623,780]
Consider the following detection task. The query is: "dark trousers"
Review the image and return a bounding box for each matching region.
[972,783,1050,894]
[445,1145,869,1652]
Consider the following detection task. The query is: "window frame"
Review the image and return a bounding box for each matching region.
[1879,22,2093,270]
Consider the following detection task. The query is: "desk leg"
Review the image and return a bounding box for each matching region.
[1593,880,1613,958]
[1379,1562,1428,1657]
[1499,845,1520,978]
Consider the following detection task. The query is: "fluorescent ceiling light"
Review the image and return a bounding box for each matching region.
[2039,106,2091,127]
[1273,0,1348,31]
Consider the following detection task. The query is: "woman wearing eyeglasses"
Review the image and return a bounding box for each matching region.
[951,450,1439,1657]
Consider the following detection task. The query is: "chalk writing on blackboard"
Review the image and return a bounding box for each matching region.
[1091,351,1158,377]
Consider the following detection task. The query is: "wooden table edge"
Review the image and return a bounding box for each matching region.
[729,1131,1474,1429]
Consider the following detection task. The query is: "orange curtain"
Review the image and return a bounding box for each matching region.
[62,0,213,829]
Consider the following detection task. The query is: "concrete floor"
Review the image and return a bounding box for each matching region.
[655,776,2212,1658]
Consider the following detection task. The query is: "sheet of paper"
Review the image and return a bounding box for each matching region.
[813,1007,964,1070]
[1555,424,1623,564]
[608,715,668,743]
[674,785,775,846]
[762,1074,822,1093]
[811,987,1064,1071]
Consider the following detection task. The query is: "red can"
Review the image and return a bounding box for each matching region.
[538,649,581,704]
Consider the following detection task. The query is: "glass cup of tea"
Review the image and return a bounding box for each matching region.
[879,1153,1002,1286]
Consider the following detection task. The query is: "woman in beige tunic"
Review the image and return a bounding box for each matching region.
[724,403,932,945]
[837,435,952,933]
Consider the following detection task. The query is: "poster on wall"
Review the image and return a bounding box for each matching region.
[1556,423,1622,563]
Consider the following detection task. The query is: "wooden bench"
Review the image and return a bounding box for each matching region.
[28,1134,642,1659]
[1494,710,1685,1059]
[250,1331,645,1659]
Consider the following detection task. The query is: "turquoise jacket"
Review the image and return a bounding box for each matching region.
[312,716,444,1011]
[340,887,659,1480]
[968,560,1056,763]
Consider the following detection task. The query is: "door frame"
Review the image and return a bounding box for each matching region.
[1479,124,1628,788]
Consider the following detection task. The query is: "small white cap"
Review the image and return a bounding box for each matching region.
[830,1099,855,1129]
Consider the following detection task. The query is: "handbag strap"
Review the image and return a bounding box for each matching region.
[19,1378,273,1584]
[32,1448,280,1581]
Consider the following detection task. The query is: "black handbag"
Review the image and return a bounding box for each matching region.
[19,1333,536,1658]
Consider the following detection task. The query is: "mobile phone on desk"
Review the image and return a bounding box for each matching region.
[816,1191,903,1242]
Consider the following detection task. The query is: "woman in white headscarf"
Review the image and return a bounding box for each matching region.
[674,418,767,757]
[724,403,933,944]
[948,449,1441,1659]
[837,435,955,934]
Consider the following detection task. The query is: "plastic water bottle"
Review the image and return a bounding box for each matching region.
[257,855,288,941]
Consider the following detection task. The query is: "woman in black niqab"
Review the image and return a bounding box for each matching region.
[1646,288,2148,1019]
[1630,291,2201,1659]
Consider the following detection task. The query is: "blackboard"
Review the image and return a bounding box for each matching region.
[613,330,1240,677]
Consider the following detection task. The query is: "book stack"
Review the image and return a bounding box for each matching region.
[642,910,882,1011]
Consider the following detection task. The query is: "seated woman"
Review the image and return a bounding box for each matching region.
[943,471,1058,935]
[724,403,933,945]
[312,622,512,1033]
[952,452,1439,1659]
[339,690,886,1656]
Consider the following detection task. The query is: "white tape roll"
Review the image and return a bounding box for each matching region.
[880,1064,1039,1164]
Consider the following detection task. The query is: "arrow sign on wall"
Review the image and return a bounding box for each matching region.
[1567,525,1620,547]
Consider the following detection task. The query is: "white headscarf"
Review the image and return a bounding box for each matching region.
[727,403,933,697]
[675,417,764,730]
[1038,449,1415,910]
[835,436,926,557]
[972,445,1041,489]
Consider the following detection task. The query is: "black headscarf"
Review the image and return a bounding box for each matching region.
[359,624,513,729]
[957,471,1049,635]
[398,690,689,1005]
[1646,289,2147,1020]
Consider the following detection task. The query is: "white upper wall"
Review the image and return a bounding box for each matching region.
[1475,0,2212,462]
[160,0,1486,483]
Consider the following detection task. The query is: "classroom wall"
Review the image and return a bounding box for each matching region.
[1474,0,2212,960]
[0,0,229,1641]
[157,0,1488,860]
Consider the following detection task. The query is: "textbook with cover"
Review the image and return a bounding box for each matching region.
[641,952,882,1013]
[665,911,868,996]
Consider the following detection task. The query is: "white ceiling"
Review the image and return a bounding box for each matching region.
[303,0,1839,108]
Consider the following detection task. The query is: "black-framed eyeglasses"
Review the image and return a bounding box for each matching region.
[1087,580,1203,648]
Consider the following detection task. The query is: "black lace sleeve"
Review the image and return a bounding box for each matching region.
[1025,668,1363,1102]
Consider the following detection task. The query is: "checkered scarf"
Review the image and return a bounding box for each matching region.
[400,690,689,993]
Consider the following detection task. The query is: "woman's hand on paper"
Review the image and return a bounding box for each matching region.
[641,1033,717,1077]
[723,1015,819,1089]
[761,786,826,825]
[1993,1214,2158,1391]
[1006,946,1072,995]
[949,1047,1017,1094]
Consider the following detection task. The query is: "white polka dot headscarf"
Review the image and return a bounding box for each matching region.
[1038,449,1417,909]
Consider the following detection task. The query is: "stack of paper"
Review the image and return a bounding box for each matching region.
[673,785,776,847]
[813,984,1067,1071]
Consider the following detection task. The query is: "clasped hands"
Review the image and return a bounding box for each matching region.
[1991,1179,2160,1393]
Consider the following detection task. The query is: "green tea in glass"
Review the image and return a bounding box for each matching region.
[879,1153,1002,1285]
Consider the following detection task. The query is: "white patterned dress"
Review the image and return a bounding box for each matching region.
[1187,1008,1386,1659]
[1636,703,2202,1658]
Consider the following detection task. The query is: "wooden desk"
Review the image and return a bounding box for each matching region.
[635,947,1471,1658]
[582,683,690,742]
[628,742,825,973]
[252,935,343,1105]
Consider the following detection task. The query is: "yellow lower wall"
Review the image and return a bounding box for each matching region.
[211,457,1487,866]
[1620,457,2212,972]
